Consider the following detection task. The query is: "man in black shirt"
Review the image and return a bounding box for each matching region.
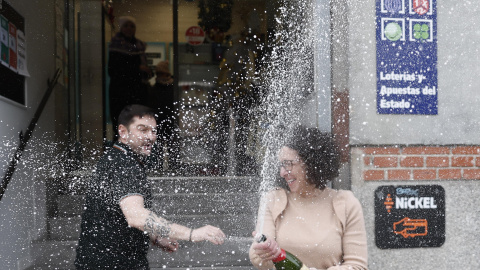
[75,104,225,269]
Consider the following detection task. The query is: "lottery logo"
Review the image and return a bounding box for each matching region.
[385,0,402,13]
[413,0,429,15]
[384,22,402,41]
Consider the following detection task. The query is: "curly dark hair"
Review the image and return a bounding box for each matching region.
[284,126,340,190]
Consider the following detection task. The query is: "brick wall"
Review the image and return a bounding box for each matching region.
[360,146,480,181]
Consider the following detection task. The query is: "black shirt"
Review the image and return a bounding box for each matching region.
[75,142,153,269]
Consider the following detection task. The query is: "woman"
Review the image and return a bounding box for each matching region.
[249,126,368,270]
[108,16,152,136]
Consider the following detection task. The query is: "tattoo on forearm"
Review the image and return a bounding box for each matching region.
[144,212,171,238]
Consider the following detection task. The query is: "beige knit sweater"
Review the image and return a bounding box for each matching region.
[249,188,368,270]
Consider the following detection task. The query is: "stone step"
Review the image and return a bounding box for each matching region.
[63,174,262,195]
[56,194,259,218]
[57,183,260,218]
[150,176,260,194]
[151,267,256,270]
[30,267,256,270]
[32,238,255,269]
[148,237,254,269]
[49,216,81,241]
[57,195,85,217]
[153,193,259,216]
[31,240,77,269]
[162,214,256,237]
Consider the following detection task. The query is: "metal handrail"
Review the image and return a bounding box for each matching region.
[0,68,62,201]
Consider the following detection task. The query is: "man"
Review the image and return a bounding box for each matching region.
[75,104,225,269]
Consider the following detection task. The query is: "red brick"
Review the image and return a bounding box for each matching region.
[451,156,474,167]
[426,156,449,167]
[374,157,398,168]
[452,146,480,155]
[332,91,350,163]
[463,169,480,180]
[388,170,411,180]
[400,156,424,167]
[402,146,450,155]
[413,169,437,180]
[364,156,372,166]
[438,169,462,179]
[363,170,385,181]
[363,147,400,155]
[476,157,480,167]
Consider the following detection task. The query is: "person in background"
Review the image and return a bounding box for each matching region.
[75,104,225,269]
[249,126,368,270]
[108,16,152,137]
[149,60,178,171]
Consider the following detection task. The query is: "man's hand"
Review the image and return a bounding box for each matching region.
[191,225,226,245]
[153,237,179,253]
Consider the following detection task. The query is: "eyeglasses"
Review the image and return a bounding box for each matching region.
[278,160,300,172]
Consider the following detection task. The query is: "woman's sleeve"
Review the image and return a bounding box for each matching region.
[328,191,368,270]
[249,192,277,270]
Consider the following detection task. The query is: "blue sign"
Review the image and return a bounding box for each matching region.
[376,0,437,114]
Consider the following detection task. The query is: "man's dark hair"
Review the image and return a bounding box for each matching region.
[284,126,340,190]
[118,104,156,128]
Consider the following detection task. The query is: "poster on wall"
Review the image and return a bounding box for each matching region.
[374,185,445,249]
[0,1,25,105]
[8,21,16,71]
[16,30,28,76]
[0,15,8,66]
[376,0,437,115]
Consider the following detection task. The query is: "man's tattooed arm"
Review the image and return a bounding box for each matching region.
[144,211,172,238]
[119,195,200,241]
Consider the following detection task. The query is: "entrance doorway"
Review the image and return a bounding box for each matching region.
[103,0,276,176]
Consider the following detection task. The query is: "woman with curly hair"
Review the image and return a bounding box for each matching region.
[249,126,368,270]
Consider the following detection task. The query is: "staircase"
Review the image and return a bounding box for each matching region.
[31,174,261,270]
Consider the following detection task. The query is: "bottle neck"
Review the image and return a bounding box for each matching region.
[272,249,287,263]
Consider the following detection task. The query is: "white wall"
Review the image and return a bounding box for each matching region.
[348,0,480,145]
[0,0,57,269]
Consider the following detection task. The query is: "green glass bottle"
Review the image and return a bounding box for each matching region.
[257,234,309,270]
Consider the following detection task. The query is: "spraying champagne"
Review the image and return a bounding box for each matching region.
[256,234,309,270]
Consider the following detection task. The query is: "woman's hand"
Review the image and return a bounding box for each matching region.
[251,231,282,261]
[153,237,178,253]
[191,225,226,245]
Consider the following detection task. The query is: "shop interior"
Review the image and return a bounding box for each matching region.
[97,0,278,176]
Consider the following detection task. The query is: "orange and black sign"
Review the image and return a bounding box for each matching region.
[374,185,445,249]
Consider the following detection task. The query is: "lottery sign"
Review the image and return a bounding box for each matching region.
[376,0,437,115]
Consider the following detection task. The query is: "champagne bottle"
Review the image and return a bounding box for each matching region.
[256,234,309,270]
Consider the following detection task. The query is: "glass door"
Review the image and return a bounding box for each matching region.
[102,0,274,176]
[174,0,269,176]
